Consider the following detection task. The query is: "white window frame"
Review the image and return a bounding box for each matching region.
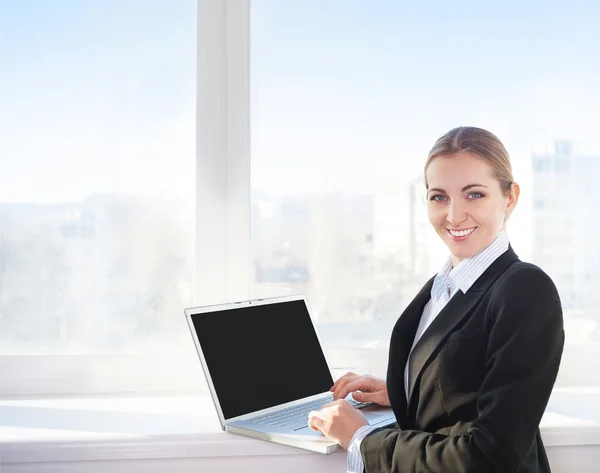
[0,0,250,397]
[196,0,251,306]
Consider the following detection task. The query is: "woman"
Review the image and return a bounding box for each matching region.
[308,126,564,473]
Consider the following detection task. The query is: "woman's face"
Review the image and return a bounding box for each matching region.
[425,152,519,266]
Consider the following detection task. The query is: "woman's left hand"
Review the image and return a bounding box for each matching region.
[307,399,369,450]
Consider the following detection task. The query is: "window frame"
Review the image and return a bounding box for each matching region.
[0,0,250,397]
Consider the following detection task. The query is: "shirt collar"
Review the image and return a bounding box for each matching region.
[431,231,510,298]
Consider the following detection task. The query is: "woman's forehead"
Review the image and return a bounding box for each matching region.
[427,154,496,187]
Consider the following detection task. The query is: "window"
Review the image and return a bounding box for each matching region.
[0,1,199,393]
[533,159,550,172]
[4,0,598,398]
[250,0,600,386]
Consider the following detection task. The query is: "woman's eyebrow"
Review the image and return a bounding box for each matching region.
[427,183,489,194]
[427,187,445,194]
[462,183,488,191]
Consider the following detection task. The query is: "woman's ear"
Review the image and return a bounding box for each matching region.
[506,182,520,216]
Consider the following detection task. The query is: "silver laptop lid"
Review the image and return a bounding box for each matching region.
[185,295,334,429]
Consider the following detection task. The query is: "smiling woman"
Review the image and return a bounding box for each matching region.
[424,127,521,266]
[314,127,564,473]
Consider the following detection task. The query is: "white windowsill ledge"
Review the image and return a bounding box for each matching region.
[0,396,323,466]
[0,393,599,466]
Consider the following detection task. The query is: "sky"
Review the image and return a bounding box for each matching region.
[0,0,197,203]
[1,0,600,203]
[251,0,600,195]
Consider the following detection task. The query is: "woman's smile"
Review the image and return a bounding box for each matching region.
[447,226,477,241]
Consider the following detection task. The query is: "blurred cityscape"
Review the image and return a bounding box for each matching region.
[251,140,600,384]
[0,140,599,384]
[0,194,194,352]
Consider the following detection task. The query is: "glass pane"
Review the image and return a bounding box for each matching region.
[251,0,600,385]
[0,1,196,353]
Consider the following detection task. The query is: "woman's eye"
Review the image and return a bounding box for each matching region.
[429,194,448,202]
[467,192,484,199]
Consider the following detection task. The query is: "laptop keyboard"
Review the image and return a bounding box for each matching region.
[251,394,373,431]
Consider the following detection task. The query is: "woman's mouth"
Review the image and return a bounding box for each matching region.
[447,227,477,241]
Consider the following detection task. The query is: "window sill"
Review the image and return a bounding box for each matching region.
[0,392,599,471]
[0,396,326,467]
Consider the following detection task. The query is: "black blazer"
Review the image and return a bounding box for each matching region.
[360,246,564,473]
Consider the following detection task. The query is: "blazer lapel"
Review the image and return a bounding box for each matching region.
[387,276,434,427]
[406,246,519,411]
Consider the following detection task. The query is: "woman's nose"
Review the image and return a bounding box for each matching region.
[447,201,466,226]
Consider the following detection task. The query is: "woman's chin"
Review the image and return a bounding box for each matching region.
[446,241,477,261]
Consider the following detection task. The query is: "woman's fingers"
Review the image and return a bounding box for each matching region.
[308,410,325,432]
[350,389,385,405]
[335,376,390,405]
[331,373,388,402]
[336,377,374,400]
[333,375,361,400]
[331,373,359,398]
[349,390,370,402]
[330,372,357,392]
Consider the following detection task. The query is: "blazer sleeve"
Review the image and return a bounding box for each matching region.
[360,265,565,473]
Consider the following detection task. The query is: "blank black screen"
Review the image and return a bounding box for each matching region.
[191,300,334,420]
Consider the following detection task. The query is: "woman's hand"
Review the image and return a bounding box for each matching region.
[331,372,391,407]
[307,399,369,450]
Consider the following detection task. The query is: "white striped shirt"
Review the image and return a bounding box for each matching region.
[347,232,510,473]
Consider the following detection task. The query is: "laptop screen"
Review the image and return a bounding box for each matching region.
[190,299,334,420]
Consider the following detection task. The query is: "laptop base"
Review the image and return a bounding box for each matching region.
[226,424,340,454]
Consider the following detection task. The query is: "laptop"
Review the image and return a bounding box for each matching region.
[185,295,396,454]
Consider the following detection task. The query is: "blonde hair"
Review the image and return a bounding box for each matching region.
[424,127,514,196]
